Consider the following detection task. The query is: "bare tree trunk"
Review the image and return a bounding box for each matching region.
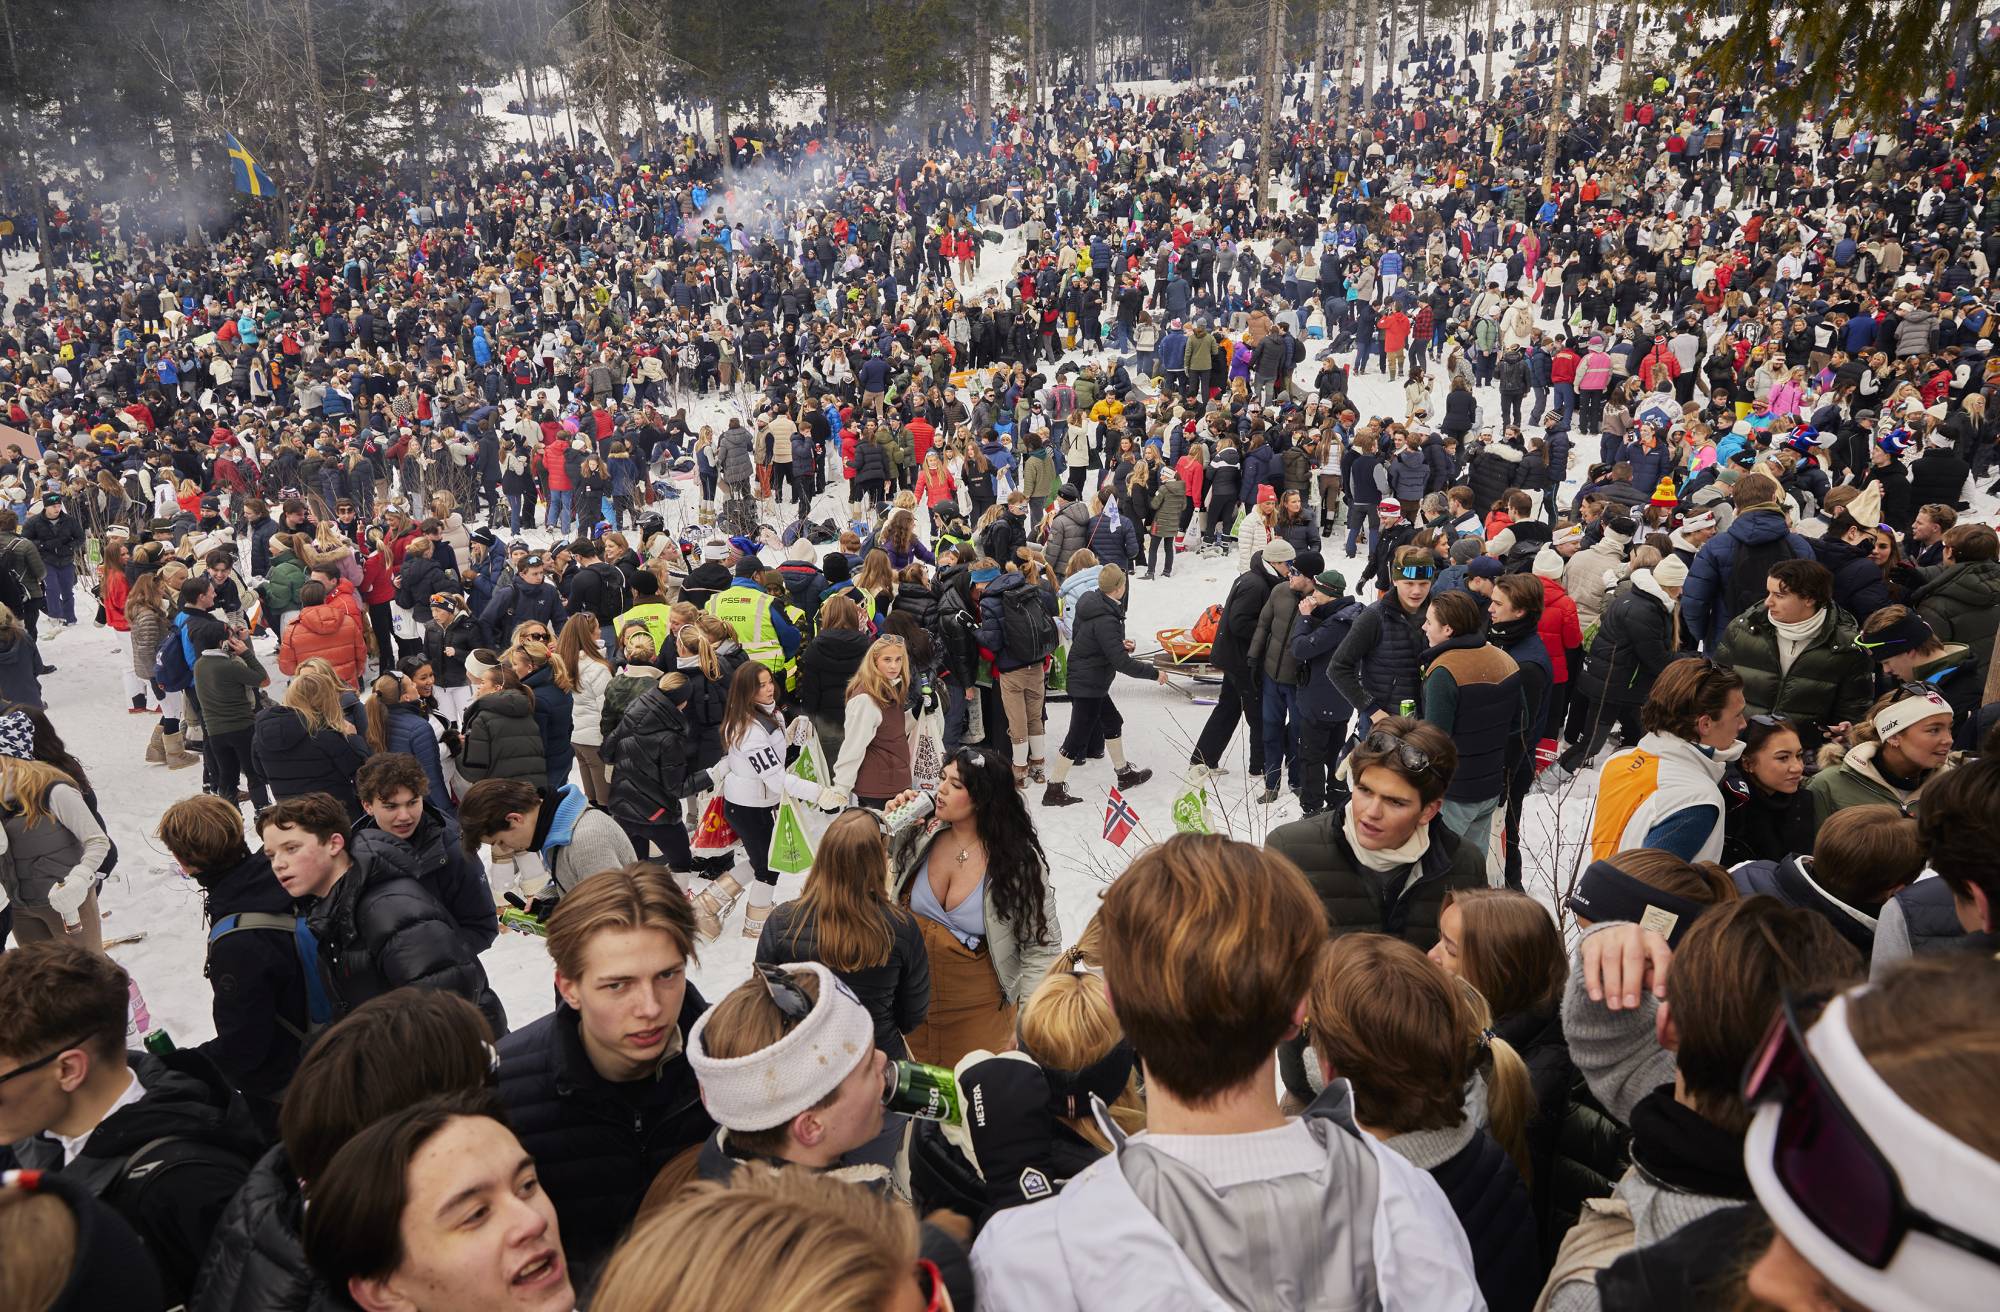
[1362,0,1378,113]
[713,100,731,175]
[1310,0,1327,109]
[1482,0,1497,97]
[1388,0,1398,88]
[973,6,991,129]
[1337,0,1356,162]
[1089,0,1099,86]
[1255,0,1279,212]
[1027,0,1040,112]
[168,111,205,248]
[1620,0,1639,90]
[1543,0,1572,189]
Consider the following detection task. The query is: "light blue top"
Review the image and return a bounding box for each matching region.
[911,848,987,950]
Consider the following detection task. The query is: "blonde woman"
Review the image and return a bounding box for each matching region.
[852,547,897,623]
[252,661,369,816]
[428,490,471,560]
[0,708,111,949]
[821,634,913,810]
[555,613,615,805]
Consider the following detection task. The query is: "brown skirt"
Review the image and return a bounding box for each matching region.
[903,913,1013,1068]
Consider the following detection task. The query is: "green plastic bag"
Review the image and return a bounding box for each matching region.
[768,800,816,876]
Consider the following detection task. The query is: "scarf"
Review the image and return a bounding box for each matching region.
[1339,798,1432,873]
[1770,607,1827,675]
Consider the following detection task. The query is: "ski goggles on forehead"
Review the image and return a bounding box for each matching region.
[1744,991,2000,1272]
[1392,562,1437,580]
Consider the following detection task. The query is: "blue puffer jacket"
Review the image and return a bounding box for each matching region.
[376,702,453,813]
[1617,440,1671,496]
[1289,596,1364,723]
[523,664,575,790]
[1388,448,1432,501]
[1084,508,1141,572]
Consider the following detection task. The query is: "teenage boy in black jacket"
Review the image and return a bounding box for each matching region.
[495,865,713,1283]
[160,792,310,1137]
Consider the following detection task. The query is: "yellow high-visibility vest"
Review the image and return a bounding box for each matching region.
[707,587,794,686]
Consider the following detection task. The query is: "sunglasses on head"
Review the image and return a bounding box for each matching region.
[1744,992,2000,1272]
[1360,728,1436,777]
[756,963,813,1025]
[1394,563,1437,580]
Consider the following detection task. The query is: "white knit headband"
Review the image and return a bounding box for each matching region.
[687,962,877,1132]
[1874,691,1952,743]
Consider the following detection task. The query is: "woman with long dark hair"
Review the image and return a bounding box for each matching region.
[700,660,820,939]
[756,809,930,1055]
[884,745,1062,1067]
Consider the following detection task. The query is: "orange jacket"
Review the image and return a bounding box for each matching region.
[279,602,368,684]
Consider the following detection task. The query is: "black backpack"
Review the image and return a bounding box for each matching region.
[1726,532,1798,621]
[1000,585,1059,664]
[586,561,627,623]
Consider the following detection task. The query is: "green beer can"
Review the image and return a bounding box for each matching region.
[883,1059,963,1125]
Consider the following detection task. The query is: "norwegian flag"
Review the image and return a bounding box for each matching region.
[1104,788,1141,847]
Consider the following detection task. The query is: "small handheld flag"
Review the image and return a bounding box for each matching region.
[224,133,275,198]
[1104,787,1140,847]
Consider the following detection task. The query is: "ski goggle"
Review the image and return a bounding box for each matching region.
[1744,992,2000,1271]
[1392,563,1437,581]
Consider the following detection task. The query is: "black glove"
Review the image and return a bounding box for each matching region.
[683,769,714,797]
[958,1053,1061,1212]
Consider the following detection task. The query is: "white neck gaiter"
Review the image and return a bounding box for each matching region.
[1772,607,1828,675]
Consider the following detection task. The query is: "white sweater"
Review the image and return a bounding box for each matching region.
[712,716,820,809]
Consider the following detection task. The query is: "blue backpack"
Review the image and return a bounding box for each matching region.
[207,912,336,1039]
[153,612,196,693]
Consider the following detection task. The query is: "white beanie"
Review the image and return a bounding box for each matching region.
[1654,555,1690,589]
[1532,545,1566,581]
[687,962,877,1132]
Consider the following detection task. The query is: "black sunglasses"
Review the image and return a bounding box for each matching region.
[1359,728,1436,777]
[0,1043,80,1088]
[757,964,813,1025]
[1744,992,2000,1271]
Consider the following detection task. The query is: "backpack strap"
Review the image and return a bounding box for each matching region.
[208,911,335,1032]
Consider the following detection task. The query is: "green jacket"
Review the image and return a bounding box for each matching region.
[263,551,308,614]
[1911,560,2000,670]
[1149,473,1188,539]
[1807,741,1957,831]
[1186,330,1217,372]
[1072,375,1099,415]
[1019,448,1057,503]
[193,649,268,735]
[1713,605,1873,738]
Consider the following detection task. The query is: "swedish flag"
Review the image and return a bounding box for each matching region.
[224,132,275,198]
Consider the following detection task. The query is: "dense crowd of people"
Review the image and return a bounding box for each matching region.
[2,8,2000,1311]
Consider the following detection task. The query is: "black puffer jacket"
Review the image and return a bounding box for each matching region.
[11,1049,263,1308]
[349,803,498,954]
[1495,1004,1578,1267]
[601,685,694,824]
[1209,554,1284,680]
[251,705,370,818]
[1911,558,2000,668]
[190,1145,341,1312]
[393,552,454,622]
[494,993,713,1280]
[1425,1129,1539,1312]
[1719,766,1818,866]
[796,627,872,720]
[1269,807,1485,1100]
[1328,592,1430,718]
[757,902,930,1055]
[1576,580,1678,709]
[1064,588,1156,699]
[302,843,507,1035]
[1811,534,1892,623]
[193,850,310,1115]
[457,687,546,784]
